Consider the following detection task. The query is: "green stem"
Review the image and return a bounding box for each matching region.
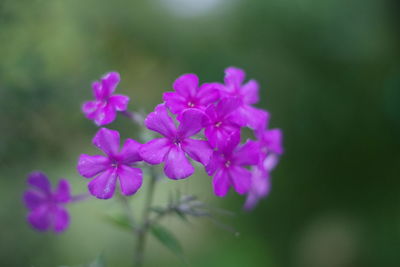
[133,168,157,267]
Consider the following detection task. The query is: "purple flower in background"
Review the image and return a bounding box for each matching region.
[77,128,143,199]
[139,104,212,180]
[82,72,130,126]
[204,97,242,149]
[163,73,220,117]
[219,67,268,130]
[206,132,260,197]
[23,172,71,233]
[244,125,284,209]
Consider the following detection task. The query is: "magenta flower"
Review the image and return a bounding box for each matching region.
[139,104,212,180]
[77,128,143,199]
[206,132,260,197]
[23,172,71,233]
[163,73,220,116]
[244,126,283,209]
[204,97,242,149]
[82,72,130,126]
[218,67,268,130]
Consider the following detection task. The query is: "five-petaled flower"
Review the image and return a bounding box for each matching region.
[163,73,220,118]
[82,72,130,126]
[23,171,71,233]
[206,132,261,197]
[77,128,143,199]
[139,104,213,179]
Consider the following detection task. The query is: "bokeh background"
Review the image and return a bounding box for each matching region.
[1,0,400,266]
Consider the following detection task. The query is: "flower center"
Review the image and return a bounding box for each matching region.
[215,121,222,128]
[173,137,182,146]
[225,160,231,168]
[187,101,195,108]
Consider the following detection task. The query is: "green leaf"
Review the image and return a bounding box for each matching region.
[150,224,183,256]
[102,214,133,232]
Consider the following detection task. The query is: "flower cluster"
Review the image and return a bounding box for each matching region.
[79,67,283,208]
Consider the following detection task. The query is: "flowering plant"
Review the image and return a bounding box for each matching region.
[23,67,283,266]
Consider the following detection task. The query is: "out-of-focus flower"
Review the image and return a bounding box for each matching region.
[23,172,71,233]
[204,97,242,149]
[82,72,130,126]
[77,128,143,199]
[163,73,220,117]
[244,124,284,210]
[218,67,268,130]
[139,104,212,179]
[206,132,260,197]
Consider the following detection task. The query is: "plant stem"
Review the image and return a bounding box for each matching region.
[133,168,157,267]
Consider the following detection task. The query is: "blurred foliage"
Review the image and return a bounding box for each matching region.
[1,0,400,266]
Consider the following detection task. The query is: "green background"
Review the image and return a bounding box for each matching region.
[1,0,400,266]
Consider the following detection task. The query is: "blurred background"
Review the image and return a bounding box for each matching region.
[1,0,400,266]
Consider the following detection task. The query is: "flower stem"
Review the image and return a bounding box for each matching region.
[133,168,157,267]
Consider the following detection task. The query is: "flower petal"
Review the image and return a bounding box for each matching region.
[173,73,199,98]
[229,166,251,195]
[82,100,99,119]
[241,80,259,105]
[94,103,117,126]
[145,104,176,138]
[53,207,70,233]
[217,97,241,117]
[164,146,194,179]
[163,91,188,115]
[93,128,120,156]
[220,131,241,155]
[54,179,71,203]
[224,67,245,89]
[139,138,172,164]
[119,138,142,164]
[77,154,110,178]
[231,105,269,130]
[197,83,221,106]
[88,169,117,199]
[92,81,103,100]
[232,140,261,166]
[28,206,51,231]
[212,169,230,197]
[181,138,213,166]
[23,190,45,210]
[118,165,143,196]
[27,171,51,194]
[263,154,280,172]
[109,95,129,111]
[261,129,284,155]
[205,151,223,176]
[101,72,120,97]
[177,109,207,138]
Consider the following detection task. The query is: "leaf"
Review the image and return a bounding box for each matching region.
[102,214,133,232]
[150,224,183,256]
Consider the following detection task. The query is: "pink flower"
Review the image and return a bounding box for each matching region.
[82,72,130,126]
[77,128,143,199]
[218,67,268,130]
[163,73,220,117]
[23,172,71,232]
[139,104,212,180]
[206,132,260,197]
